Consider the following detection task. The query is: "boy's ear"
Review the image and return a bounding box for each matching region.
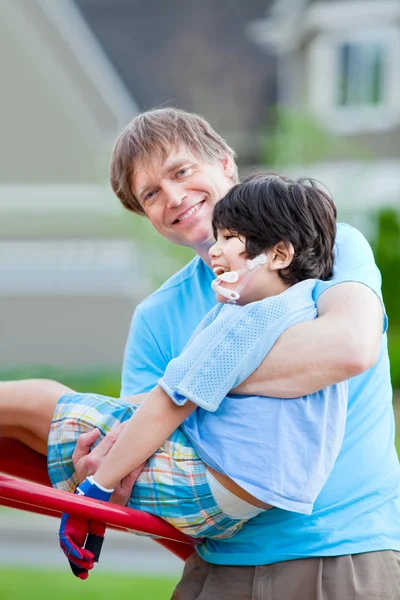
[269,241,294,271]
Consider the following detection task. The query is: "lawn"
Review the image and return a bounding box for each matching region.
[0,569,178,600]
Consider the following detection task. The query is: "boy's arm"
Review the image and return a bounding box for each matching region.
[61,387,195,574]
[76,286,311,489]
[234,225,385,398]
[234,281,383,398]
[92,386,196,490]
[72,305,172,498]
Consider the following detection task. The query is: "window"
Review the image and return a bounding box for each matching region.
[308,26,400,133]
[337,41,385,107]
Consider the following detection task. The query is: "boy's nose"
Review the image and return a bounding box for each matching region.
[209,242,222,259]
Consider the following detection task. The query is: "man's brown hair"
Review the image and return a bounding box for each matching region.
[110,108,239,216]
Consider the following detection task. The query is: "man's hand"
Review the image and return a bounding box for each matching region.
[72,422,145,506]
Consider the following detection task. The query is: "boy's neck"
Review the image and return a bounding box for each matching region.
[242,279,293,305]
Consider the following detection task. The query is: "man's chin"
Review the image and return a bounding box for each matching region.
[173,232,214,251]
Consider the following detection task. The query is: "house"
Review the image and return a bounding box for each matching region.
[0,0,277,370]
[0,0,152,369]
[248,0,400,233]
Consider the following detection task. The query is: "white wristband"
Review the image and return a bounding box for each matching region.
[88,475,114,494]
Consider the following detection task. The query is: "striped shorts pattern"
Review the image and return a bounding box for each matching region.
[48,393,246,539]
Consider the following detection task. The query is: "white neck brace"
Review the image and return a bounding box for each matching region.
[211,253,267,304]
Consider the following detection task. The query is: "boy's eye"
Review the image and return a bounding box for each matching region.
[176,167,189,178]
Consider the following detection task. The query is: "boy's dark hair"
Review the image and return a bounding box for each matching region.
[212,173,337,284]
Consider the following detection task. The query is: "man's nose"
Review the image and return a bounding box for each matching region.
[164,182,186,209]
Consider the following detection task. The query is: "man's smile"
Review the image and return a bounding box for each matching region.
[172,200,205,225]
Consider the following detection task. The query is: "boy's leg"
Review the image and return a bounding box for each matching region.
[0,379,72,455]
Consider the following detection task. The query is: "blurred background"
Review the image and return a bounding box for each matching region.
[0,0,399,598]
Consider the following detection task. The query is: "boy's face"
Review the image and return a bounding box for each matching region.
[209,230,274,305]
[131,147,235,259]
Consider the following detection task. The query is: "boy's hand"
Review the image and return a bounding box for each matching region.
[59,477,113,579]
[72,423,144,506]
[59,514,105,579]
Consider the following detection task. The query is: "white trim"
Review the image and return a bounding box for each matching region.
[269,0,307,19]
[277,159,400,210]
[0,238,144,297]
[37,0,138,129]
[0,1,137,141]
[246,12,305,54]
[248,1,400,53]
[308,27,400,133]
[305,1,400,32]
[0,184,121,215]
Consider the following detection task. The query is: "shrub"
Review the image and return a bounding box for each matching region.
[372,208,400,388]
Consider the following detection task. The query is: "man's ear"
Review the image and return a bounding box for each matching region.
[269,241,294,271]
[221,154,235,179]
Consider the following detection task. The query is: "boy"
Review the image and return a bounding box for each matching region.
[50,174,347,571]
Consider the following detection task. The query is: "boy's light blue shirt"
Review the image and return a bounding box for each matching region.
[121,224,400,565]
[158,280,348,514]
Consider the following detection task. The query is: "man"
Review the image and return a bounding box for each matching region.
[73,107,400,599]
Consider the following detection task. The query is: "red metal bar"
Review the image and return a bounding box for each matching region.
[0,438,198,561]
[0,475,197,561]
[0,437,50,485]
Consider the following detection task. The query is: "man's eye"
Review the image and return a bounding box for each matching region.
[143,190,157,203]
[176,167,189,178]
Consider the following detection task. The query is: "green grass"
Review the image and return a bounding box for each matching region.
[0,569,178,600]
[0,368,122,398]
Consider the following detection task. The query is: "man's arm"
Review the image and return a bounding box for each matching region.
[234,282,383,398]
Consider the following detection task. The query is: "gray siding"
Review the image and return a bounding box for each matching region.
[1,295,135,368]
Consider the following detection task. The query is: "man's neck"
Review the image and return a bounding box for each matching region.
[197,248,212,266]
[193,240,213,266]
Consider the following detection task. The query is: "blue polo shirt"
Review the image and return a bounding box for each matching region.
[121,224,400,565]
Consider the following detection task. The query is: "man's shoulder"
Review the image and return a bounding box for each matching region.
[157,255,205,292]
[334,222,376,267]
[137,255,213,316]
[335,223,372,249]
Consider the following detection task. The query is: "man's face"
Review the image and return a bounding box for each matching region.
[131,147,235,259]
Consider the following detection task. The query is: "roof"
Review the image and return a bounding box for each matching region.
[0,0,138,183]
[250,0,400,54]
[73,0,277,163]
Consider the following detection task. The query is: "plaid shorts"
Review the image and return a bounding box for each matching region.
[48,393,246,539]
